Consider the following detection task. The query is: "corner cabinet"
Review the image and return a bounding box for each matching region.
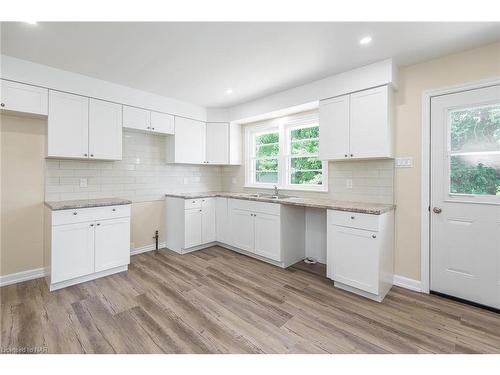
[45,204,131,291]
[47,91,123,160]
[326,209,394,302]
[319,85,393,160]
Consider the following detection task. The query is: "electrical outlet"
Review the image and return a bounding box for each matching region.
[346,179,353,189]
[79,178,88,188]
[395,157,414,168]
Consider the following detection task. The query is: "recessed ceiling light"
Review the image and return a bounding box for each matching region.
[225,88,233,95]
[24,21,38,25]
[359,36,372,45]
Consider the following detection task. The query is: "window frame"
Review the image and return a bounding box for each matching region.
[244,111,328,192]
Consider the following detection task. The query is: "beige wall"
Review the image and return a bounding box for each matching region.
[1,114,46,275]
[131,200,165,249]
[394,41,500,280]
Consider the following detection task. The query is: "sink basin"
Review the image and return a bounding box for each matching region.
[247,193,290,200]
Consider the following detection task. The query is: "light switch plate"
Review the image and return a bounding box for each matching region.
[395,157,414,168]
[79,178,88,188]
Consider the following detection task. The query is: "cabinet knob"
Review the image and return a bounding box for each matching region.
[192,201,196,203]
[199,209,202,212]
[90,224,94,227]
[152,127,155,130]
[0,103,5,107]
[372,234,377,239]
[90,154,94,157]
[73,212,78,215]
[344,154,348,158]
[112,208,116,212]
[350,216,355,219]
[84,153,88,157]
[350,154,353,157]
[97,223,101,226]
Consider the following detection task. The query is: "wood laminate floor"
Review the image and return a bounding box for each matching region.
[1,246,500,354]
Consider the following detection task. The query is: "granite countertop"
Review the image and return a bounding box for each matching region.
[45,198,132,211]
[165,192,395,215]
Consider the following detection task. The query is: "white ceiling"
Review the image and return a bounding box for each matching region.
[1,22,499,108]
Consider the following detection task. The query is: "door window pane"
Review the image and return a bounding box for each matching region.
[450,104,500,153]
[450,154,500,195]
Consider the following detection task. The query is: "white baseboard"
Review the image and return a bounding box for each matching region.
[0,267,48,287]
[393,274,422,292]
[130,242,166,256]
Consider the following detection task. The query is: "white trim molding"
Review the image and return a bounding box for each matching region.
[0,267,48,287]
[393,275,422,293]
[420,76,500,295]
[130,242,167,256]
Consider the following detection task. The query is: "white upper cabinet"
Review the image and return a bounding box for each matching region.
[0,79,48,116]
[319,85,393,160]
[166,117,206,164]
[229,123,242,165]
[123,105,174,135]
[319,94,350,160]
[206,122,229,164]
[89,99,123,160]
[123,105,150,131]
[48,91,90,159]
[150,111,174,134]
[349,86,392,159]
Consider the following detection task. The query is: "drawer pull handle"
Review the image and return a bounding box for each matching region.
[112,208,116,212]
[350,216,355,219]
[372,234,377,239]
[97,223,101,226]
[73,212,78,215]
[192,201,196,203]
[90,224,94,227]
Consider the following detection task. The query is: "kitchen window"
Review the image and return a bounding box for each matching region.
[245,110,327,191]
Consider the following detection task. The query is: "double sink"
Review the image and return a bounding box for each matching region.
[246,192,293,201]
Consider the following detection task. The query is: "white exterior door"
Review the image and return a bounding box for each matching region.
[253,213,281,261]
[319,94,350,160]
[430,84,500,309]
[48,91,89,158]
[184,208,202,248]
[94,218,131,272]
[206,122,229,164]
[201,198,216,243]
[51,222,95,283]
[89,98,123,160]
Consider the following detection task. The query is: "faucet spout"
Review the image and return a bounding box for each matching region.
[273,185,279,197]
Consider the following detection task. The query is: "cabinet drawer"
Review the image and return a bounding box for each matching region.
[52,204,131,225]
[327,209,379,231]
[185,198,203,210]
[228,198,280,216]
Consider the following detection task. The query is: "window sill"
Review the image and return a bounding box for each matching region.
[244,184,328,193]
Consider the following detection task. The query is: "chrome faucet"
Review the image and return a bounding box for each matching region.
[273,185,279,197]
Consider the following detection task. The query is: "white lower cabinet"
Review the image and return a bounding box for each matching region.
[165,197,216,253]
[46,204,131,290]
[228,199,282,262]
[327,209,394,302]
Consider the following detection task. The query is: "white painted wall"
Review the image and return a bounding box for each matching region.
[227,59,396,122]
[1,55,207,121]
[305,208,327,264]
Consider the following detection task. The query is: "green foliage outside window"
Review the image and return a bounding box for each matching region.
[449,105,500,196]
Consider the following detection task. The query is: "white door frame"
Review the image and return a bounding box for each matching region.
[420,77,500,294]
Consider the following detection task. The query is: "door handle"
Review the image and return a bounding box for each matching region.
[433,207,442,214]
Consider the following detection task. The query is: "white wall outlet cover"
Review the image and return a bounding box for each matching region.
[395,157,414,168]
[79,178,88,188]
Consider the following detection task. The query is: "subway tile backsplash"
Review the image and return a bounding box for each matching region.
[45,130,393,204]
[45,130,223,202]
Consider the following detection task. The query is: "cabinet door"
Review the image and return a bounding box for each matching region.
[48,91,89,158]
[0,79,48,115]
[150,111,174,134]
[123,105,150,131]
[254,213,281,261]
[174,117,206,164]
[184,208,202,249]
[319,95,350,160]
[229,208,254,252]
[89,98,123,160]
[51,222,95,283]
[206,122,229,164]
[94,217,130,273]
[201,198,216,243]
[215,197,228,243]
[328,224,379,294]
[349,86,391,159]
